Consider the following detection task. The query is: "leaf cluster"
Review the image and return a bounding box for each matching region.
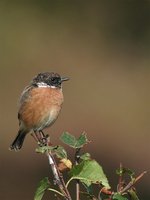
[34,132,146,200]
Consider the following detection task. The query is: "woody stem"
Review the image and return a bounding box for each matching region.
[75,148,81,200]
[46,136,72,200]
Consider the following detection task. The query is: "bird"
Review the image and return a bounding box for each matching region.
[10,72,69,151]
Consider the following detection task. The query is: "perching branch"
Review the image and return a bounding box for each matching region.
[34,131,146,200]
[38,133,72,200]
[47,152,72,200]
[75,148,81,200]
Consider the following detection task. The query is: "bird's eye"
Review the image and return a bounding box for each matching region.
[50,77,61,86]
[51,77,55,82]
[51,77,58,84]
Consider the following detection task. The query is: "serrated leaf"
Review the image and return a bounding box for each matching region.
[60,132,77,148]
[35,146,54,154]
[34,177,50,200]
[80,153,91,161]
[53,146,67,159]
[36,145,67,159]
[60,132,89,149]
[75,132,89,148]
[113,193,128,200]
[69,160,110,189]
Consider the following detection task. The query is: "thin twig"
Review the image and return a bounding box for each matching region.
[76,181,80,200]
[47,153,64,192]
[117,163,123,192]
[98,187,113,200]
[75,148,81,200]
[47,151,72,200]
[66,177,89,188]
[120,171,147,195]
[33,132,71,199]
[98,188,103,200]
[47,188,65,197]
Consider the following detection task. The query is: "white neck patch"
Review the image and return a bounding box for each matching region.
[37,82,56,88]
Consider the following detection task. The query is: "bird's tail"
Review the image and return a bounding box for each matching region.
[9,130,27,151]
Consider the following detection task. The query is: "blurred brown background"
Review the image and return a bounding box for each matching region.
[0,1,150,199]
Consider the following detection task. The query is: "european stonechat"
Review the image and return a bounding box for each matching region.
[10,72,69,151]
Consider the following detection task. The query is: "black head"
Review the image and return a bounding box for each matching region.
[32,72,69,88]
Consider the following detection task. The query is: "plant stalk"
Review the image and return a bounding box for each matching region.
[75,148,81,200]
[47,152,72,200]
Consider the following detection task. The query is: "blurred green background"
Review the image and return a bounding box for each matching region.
[0,1,150,199]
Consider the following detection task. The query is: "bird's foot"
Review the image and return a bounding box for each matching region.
[40,134,49,146]
[32,131,50,147]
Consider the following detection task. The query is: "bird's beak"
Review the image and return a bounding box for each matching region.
[61,77,70,82]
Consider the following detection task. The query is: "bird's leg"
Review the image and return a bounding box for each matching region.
[31,131,40,143]
[39,130,46,139]
[31,131,43,146]
[31,130,50,146]
[39,130,49,145]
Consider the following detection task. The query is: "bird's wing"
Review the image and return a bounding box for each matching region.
[17,85,33,120]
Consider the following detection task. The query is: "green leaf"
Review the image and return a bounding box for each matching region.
[80,153,91,161]
[69,160,110,189]
[75,132,89,148]
[34,177,50,200]
[53,146,67,159]
[60,132,77,148]
[113,193,128,200]
[35,146,54,154]
[36,145,67,159]
[116,167,135,178]
[60,132,89,148]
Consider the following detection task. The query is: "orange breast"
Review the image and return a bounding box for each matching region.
[19,87,64,130]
